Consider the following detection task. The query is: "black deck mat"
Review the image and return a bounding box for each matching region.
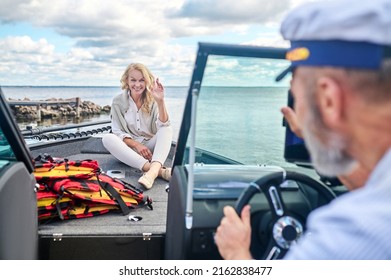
[80,136,109,154]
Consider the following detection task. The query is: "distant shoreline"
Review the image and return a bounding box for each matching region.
[1,85,188,88]
[1,85,288,88]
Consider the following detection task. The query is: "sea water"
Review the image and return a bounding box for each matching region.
[2,86,187,140]
[2,86,292,166]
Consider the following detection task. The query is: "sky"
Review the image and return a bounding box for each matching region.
[0,0,320,87]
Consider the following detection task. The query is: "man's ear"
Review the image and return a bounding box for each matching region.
[316,76,345,129]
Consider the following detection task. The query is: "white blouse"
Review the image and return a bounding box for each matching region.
[111,96,170,143]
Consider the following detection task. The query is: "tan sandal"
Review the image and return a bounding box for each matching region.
[159,167,172,181]
[138,173,155,189]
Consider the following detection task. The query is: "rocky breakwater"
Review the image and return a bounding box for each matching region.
[8,97,111,120]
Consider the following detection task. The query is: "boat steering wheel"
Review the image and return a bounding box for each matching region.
[235,170,336,260]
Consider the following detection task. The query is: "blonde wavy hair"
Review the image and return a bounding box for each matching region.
[120,63,155,113]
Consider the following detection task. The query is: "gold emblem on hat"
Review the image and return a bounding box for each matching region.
[286,47,310,61]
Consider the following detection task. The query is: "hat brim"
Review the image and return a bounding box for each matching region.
[275,65,293,82]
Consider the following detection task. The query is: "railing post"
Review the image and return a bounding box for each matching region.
[37,104,41,120]
[76,97,80,119]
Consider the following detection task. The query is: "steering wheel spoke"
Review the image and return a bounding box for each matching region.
[262,184,286,217]
[264,239,287,260]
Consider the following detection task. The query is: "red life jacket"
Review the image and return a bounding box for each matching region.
[34,155,152,223]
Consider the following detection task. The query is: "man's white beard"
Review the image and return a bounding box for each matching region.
[302,110,357,177]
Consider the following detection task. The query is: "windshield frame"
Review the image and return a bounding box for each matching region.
[173,42,287,167]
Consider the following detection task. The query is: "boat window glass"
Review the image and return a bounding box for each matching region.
[185,55,296,167]
[0,88,34,172]
[0,126,13,169]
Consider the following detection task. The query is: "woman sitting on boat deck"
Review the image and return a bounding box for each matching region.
[102,63,173,189]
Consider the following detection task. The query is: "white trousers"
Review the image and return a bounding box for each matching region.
[102,126,173,171]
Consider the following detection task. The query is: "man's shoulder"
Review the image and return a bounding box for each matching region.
[287,189,391,259]
[308,185,391,228]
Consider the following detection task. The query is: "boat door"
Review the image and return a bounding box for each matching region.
[0,88,38,259]
[165,42,337,260]
[166,43,288,260]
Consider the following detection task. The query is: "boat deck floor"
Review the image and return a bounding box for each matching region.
[31,135,175,238]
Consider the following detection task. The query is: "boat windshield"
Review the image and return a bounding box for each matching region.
[185,54,296,167]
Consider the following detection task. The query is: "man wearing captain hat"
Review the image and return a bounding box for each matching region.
[215,0,391,259]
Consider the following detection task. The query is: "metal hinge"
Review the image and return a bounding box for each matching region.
[52,233,63,241]
[143,233,152,241]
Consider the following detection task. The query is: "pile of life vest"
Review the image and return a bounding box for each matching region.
[33,154,152,223]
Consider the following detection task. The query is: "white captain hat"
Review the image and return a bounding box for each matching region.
[276,0,391,81]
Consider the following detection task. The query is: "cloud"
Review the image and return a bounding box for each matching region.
[0,36,58,78]
[242,34,290,48]
[1,1,174,53]
[175,0,290,24]
[1,0,289,49]
[167,0,291,37]
[0,0,311,86]
[0,36,54,55]
[0,35,101,84]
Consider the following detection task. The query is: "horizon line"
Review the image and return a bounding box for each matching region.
[1,85,289,88]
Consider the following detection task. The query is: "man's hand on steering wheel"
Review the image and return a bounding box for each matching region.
[215,205,253,260]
